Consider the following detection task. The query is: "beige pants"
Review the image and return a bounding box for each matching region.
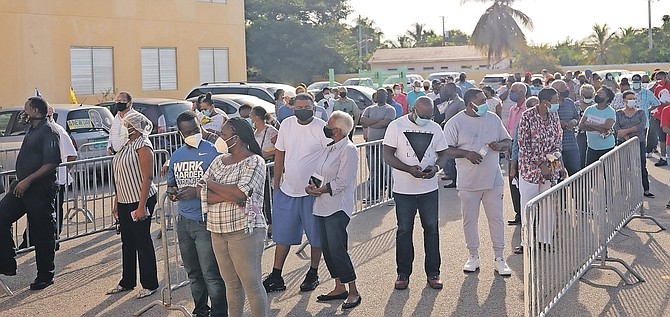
[519,178,554,245]
[457,186,505,258]
[211,229,269,317]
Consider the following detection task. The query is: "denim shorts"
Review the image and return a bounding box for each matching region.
[271,189,321,248]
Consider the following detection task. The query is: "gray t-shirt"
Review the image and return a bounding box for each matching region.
[444,97,466,123]
[444,111,511,191]
[362,103,397,141]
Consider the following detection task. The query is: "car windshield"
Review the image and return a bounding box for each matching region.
[482,77,503,82]
[161,103,192,127]
[65,108,113,133]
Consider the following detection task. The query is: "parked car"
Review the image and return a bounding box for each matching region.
[0,104,113,171]
[184,82,296,104]
[593,69,632,82]
[342,77,375,88]
[342,85,375,110]
[479,73,510,90]
[98,98,192,134]
[426,71,461,82]
[382,74,425,91]
[186,94,275,118]
[307,81,341,92]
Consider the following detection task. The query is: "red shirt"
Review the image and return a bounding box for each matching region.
[652,82,670,120]
[661,105,670,144]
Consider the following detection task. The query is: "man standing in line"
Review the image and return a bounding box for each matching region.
[406,80,427,112]
[264,93,331,293]
[504,83,528,225]
[333,87,362,140]
[383,96,449,290]
[359,89,396,203]
[433,83,466,188]
[444,89,512,276]
[0,96,61,290]
[551,80,581,175]
[167,111,228,317]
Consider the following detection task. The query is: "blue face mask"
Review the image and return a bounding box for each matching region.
[414,113,431,126]
[475,103,489,117]
[202,109,212,117]
[549,103,560,112]
[509,91,520,102]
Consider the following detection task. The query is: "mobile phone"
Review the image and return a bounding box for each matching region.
[309,173,324,188]
[422,166,432,173]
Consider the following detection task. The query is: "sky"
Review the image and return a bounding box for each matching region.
[348,0,670,45]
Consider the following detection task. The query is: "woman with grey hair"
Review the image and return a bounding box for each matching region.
[306,110,361,310]
[107,111,159,299]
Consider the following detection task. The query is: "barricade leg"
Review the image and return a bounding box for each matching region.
[134,193,190,317]
[587,247,645,285]
[295,239,309,255]
[623,208,667,231]
[0,277,13,296]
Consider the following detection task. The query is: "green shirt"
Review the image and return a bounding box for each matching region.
[334,97,362,117]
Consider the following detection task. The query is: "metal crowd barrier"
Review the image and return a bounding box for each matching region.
[523,137,665,317]
[0,148,20,172]
[134,193,190,317]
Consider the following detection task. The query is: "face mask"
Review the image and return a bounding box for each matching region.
[245,117,253,127]
[606,76,613,80]
[294,109,314,121]
[549,103,560,112]
[225,135,238,149]
[413,87,420,93]
[474,102,488,117]
[202,109,212,117]
[632,82,641,90]
[583,98,593,103]
[323,94,331,99]
[376,96,386,104]
[323,126,335,138]
[214,137,228,154]
[595,95,606,104]
[115,102,128,112]
[509,91,520,103]
[424,86,430,91]
[414,114,431,127]
[559,91,569,98]
[183,132,202,148]
[339,92,347,98]
[394,89,401,94]
[626,100,637,108]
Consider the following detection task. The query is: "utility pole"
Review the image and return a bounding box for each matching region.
[440,16,446,46]
[358,15,363,71]
[648,0,653,50]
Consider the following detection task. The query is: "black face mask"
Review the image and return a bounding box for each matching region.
[423,86,430,91]
[294,109,313,121]
[323,126,335,138]
[559,91,569,98]
[114,102,128,112]
[339,92,347,98]
[594,95,606,104]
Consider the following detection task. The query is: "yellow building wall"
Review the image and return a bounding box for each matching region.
[0,0,247,107]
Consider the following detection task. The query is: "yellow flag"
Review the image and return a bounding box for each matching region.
[69,86,78,104]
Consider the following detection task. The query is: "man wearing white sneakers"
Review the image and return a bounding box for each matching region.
[443,88,513,276]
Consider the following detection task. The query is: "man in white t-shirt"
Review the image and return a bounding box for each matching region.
[263,93,331,293]
[383,96,449,291]
[444,88,512,276]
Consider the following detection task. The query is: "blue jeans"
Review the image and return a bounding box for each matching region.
[577,133,588,169]
[177,216,228,317]
[562,149,581,176]
[393,190,440,277]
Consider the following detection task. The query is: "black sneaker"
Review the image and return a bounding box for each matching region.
[299,271,319,292]
[262,274,286,293]
[655,159,667,166]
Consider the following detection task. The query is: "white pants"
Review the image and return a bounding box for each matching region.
[457,186,505,258]
[519,178,554,244]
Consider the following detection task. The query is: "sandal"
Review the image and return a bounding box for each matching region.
[137,288,157,299]
[106,285,132,295]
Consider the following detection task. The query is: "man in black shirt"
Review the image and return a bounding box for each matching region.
[0,96,61,290]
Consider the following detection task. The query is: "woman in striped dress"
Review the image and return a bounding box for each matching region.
[106,110,159,299]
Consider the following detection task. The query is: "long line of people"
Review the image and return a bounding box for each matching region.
[0,66,665,316]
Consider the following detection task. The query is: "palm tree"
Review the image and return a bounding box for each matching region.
[397,35,413,48]
[586,23,627,64]
[406,23,431,47]
[465,0,533,67]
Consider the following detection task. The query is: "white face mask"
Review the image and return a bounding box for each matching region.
[626,100,637,109]
[394,89,401,94]
[183,132,202,148]
[214,137,228,154]
[323,93,331,99]
[413,87,420,93]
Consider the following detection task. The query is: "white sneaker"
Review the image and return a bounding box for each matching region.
[645,152,653,158]
[494,258,512,276]
[463,255,480,272]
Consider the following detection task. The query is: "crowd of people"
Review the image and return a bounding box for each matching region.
[0,66,666,316]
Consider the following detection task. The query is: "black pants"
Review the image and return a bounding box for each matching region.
[509,176,521,220]
[0,180,57,281]
[318,211,356,283]
[21,184,65,247]
[262,166,272,226]
[586,147,613,167]
[117,194,159,290]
